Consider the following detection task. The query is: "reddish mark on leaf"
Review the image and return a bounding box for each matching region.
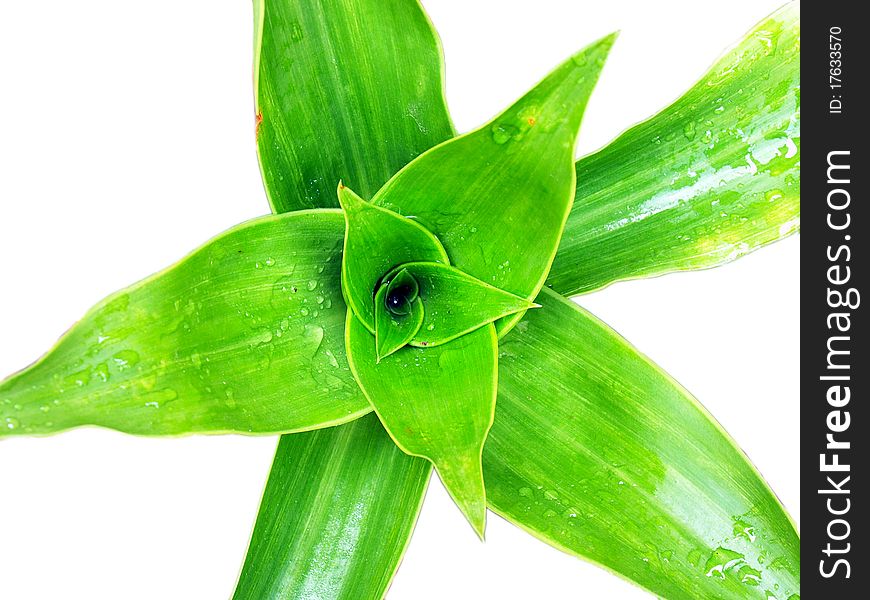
[527,117,536,126]
[255,111,263,138]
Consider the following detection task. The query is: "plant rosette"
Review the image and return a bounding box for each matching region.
[1,1,800,598]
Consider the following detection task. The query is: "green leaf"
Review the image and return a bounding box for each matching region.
[376,261,537,351]
[0,210,369,436]
[549,3,800,296]
[484,288,799,598]
[374,276,425,361]
[371,33,615,335]
[234,414,431,600]
[338,184,449,333]
[254,0,453,212]
[347,313,497,538]
[243,0,454,595]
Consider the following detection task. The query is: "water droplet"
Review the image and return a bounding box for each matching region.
[264,257,276,267]
[738,564,762,586]
[63,368,91,388]
[324,349,340,369]
[143,388,177,408]
[683,121,696,141]
[307,280,318,291]
[93,363,110,382]
[303,324,324,357]
[704,547,746,579]
[288,19,304,42]
[4,417,19,430]
[491,123,518,145]
[112,350,141,369]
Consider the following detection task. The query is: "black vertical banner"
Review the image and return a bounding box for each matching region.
[802,2,867,597]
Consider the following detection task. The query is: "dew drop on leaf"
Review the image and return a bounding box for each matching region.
[112,350,140,369]
[683,121,696,141]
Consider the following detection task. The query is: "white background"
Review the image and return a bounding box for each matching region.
[0,1,798,598]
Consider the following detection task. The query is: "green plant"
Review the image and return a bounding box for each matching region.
[1,1,799,597]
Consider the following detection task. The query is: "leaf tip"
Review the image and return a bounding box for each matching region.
[570,30,619,68]
[435,456,488,540]
[336,180,361,212]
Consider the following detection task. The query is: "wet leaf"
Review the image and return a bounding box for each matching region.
[234,414,430,600]
[549,3,800,296]
[254,0,453,211]
[372,33,616,334]
[484,289,800,598]
[0,211,368,436]
[237,0,455,595]
[347,314,497,538]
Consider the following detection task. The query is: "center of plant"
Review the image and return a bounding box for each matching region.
[382,270,420,317]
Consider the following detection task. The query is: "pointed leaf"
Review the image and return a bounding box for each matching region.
[234,414,431,599]
[347,313,497,537]
[484,288,799,597]
[245,0,455,594]
[338,184,448,332]
[549,3,800,296]
[374,282,424,360]
[0,210,368,436]
[372,33,616,333]
[379,261,538,348]
[254,0,453,211]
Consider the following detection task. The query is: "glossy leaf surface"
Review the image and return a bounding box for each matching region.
[338,184,449,332]
[372,34,616,333]
[484,289,800,598]
[1,210,368,436]
[347,314,497,538]
[241,0,454,595]
[549,3,800,296]
[254,0,453,212]
[234,414,431,599]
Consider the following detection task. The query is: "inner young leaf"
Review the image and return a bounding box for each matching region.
[337,183,448,332]
[377,262,537,350]
[374,274,424,361]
